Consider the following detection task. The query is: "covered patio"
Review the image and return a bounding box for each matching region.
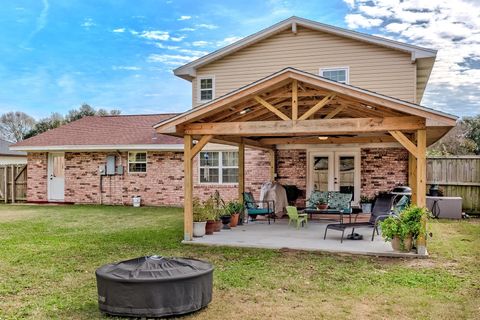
[155,68,457,256]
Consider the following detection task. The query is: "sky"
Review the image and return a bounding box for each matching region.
[0,0,479,119]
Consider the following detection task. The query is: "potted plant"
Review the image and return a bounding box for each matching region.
[380,216,410,252]
[380,205,429,252]
[192,197,207,237]
[225,200,244,227]
[220,210,232,229]
[202,197,217,235]
[212,191,225,232]
[360,195,374,214]
[316,197,328,210]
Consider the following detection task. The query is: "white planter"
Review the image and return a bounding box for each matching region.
[193,221,207,237]
[132,196,141,207]
[361,203,372,214]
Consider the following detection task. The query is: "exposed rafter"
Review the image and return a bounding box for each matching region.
[298,93,335,120]
[254,96,291,121]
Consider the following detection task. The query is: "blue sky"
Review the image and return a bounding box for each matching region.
[0,0,479,119]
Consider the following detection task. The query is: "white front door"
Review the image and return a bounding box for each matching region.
[48,153,65,201]
[308,150,361,205]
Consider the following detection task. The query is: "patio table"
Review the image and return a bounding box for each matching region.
[301,208,353,223]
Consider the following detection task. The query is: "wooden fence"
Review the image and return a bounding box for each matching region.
[427,156,480,214]
[0,165,27,203]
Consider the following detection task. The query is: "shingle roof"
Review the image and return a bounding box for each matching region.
[0,139,27,156]
[12,114,183,149]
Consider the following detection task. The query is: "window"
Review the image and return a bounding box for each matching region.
[128,152,147,173]
[199,151,238,184]
[320,67,349,84]
[198,76,214,102]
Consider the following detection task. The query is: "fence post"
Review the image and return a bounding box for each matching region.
[11,165,15,203]
[4,166,7,203]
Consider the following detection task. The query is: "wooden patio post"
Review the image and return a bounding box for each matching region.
[184,135,193,241]
[409,132,417,204]
[238,140,245,201]
[416,129,427,255]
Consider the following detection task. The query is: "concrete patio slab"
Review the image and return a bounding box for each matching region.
[184,220,427,258]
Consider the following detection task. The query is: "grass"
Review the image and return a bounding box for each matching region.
[0,204,479,320]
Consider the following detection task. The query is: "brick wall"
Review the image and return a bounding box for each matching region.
[275,149,307,206]
[26,152,48,202]
[26,147,408,206]
[27,149,271,206]
[361,148,409,197]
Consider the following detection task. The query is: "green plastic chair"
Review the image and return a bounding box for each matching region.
[286,206,308,229]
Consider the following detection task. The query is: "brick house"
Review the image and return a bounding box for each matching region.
[11,17,456,212]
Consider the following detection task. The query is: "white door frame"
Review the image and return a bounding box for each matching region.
[307,147,361,205]
[47,152,65,201]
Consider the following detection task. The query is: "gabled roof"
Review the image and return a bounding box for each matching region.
[174,16,437,80]
[156,67,457,132]
[11,114,184,152]
[0,139,26,156]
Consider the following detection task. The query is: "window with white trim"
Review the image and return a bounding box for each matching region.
[320,67,349,84]
[198,76,214,102]
[128,152,147,173]
[199,151,238,184]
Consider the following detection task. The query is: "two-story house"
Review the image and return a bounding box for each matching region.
[12,17,456,213]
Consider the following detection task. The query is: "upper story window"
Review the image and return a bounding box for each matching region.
[128,152,147,173]
[199,151,238,184]
[320,67,349,84]
[198,76,215,103]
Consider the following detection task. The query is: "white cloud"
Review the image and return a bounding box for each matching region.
[112,28,125,33]
[112,66,141,71]
[216,36,243,47]
[180,27,196,32]
[345,14,383,29]
[139,30,170,41]
[178,15,191,21]
[81,18,95,28]
[171,36,186,42]
[196,23,218,30]
[192,40,209,47]
[147,54,202,66]
[156,43,180,50]
[343,0,480,115]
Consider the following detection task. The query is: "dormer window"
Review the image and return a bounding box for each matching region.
[320,67,349,84]
[198,76,215,102]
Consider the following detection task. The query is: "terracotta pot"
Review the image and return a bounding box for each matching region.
[193,221,207,237]
[391,235,413,252]
[214,220,222,232]
[317,204,328,210]
[205,220,216,235]
[230,213,240,227]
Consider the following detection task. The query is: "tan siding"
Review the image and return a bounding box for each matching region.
[193,26,415,107]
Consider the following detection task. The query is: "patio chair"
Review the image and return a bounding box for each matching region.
[323,193,396,242]
[243,192,275,224]
[328,192,353,214]
[286,206,308,229]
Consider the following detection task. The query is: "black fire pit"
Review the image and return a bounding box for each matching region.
[95,255,213,318]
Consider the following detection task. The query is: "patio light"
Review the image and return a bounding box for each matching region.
[318,136,329,140]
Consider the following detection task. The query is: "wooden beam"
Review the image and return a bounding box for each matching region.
[259,135,397,145]
[298,93,335,120]
[254,96,291,121]
[269,149,276,180]
[409,152,417,204]
[184,116,426,136]
[389,130,418,158]
[324,105,346,119]
[290,72,457,125]
[238,140,245,201]
[416,128,427,255]
[183,135,193,241]
[190,135,213,159]
[416,129,427,207]
[211,136,274,151]
[292,80,298,121]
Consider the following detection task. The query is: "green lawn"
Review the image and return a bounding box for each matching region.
[0,205,478,320]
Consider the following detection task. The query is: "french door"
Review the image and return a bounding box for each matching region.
[307,150,361,205]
